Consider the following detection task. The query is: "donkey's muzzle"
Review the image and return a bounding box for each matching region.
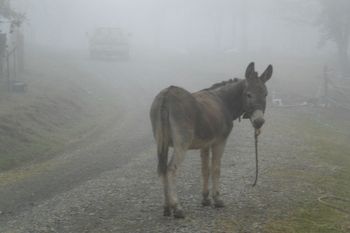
[250,110,265,129]
[253,118,265,129]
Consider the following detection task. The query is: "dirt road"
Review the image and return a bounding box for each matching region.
[0,52,333,233]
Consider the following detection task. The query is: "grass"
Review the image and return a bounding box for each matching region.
[0,49,120,172]
[264,110,350,233]
[0,138,58,170]
[266,205,348,233]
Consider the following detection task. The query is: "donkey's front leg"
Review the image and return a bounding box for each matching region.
[211,140,227,208]
[166,148,186,218]
[200,148,211,206]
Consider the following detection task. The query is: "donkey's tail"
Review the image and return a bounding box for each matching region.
[157,97,170,176]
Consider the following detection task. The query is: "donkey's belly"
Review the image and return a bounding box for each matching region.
[188,137,217,150]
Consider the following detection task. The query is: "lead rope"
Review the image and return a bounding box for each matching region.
[252,129,260,187]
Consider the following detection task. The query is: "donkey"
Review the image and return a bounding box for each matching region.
[150,62,273,218]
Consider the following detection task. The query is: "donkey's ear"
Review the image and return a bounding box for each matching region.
[245,62,255,79]
[260,65,273,83]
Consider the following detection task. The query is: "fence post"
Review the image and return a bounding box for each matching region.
[323,65,329,108]
[6,52,10,91]
[13,47,17,82]
[0,33,6,80]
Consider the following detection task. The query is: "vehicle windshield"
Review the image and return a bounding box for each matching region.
[92,28,126,43]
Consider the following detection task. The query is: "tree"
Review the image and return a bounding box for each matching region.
[0,0,25,25]
[317,0,350,77]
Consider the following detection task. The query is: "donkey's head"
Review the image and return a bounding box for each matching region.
[242,62,273,129]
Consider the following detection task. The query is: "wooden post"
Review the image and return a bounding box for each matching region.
[6,52,10,91]
[0,33,7,80]
[17,32,24,71]
[0,54,3,78]
[323,65,329,108]
[13,47,17,82]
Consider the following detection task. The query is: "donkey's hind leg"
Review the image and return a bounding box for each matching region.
[200,148,211,206]
[211,140,227,208]
[166,147,187,218]
[161,174,172,217]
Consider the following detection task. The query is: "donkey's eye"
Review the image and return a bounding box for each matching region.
[246,93,252,98]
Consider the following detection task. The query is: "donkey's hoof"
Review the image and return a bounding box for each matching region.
[173,208,185,219]
[201,198,211,206]
[163,207,172,217]
[214,199,225,208]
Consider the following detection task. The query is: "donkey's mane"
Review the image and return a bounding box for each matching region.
[202,78,241,91]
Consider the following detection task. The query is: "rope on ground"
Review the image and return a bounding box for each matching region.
[318,195,350,231]
[318,195,350,215]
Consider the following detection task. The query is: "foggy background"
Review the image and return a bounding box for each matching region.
[1,0,350,232]
[12,0,331,56]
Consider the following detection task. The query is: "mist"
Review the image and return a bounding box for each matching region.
[13,0,325,55]
[1,0,350,232]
